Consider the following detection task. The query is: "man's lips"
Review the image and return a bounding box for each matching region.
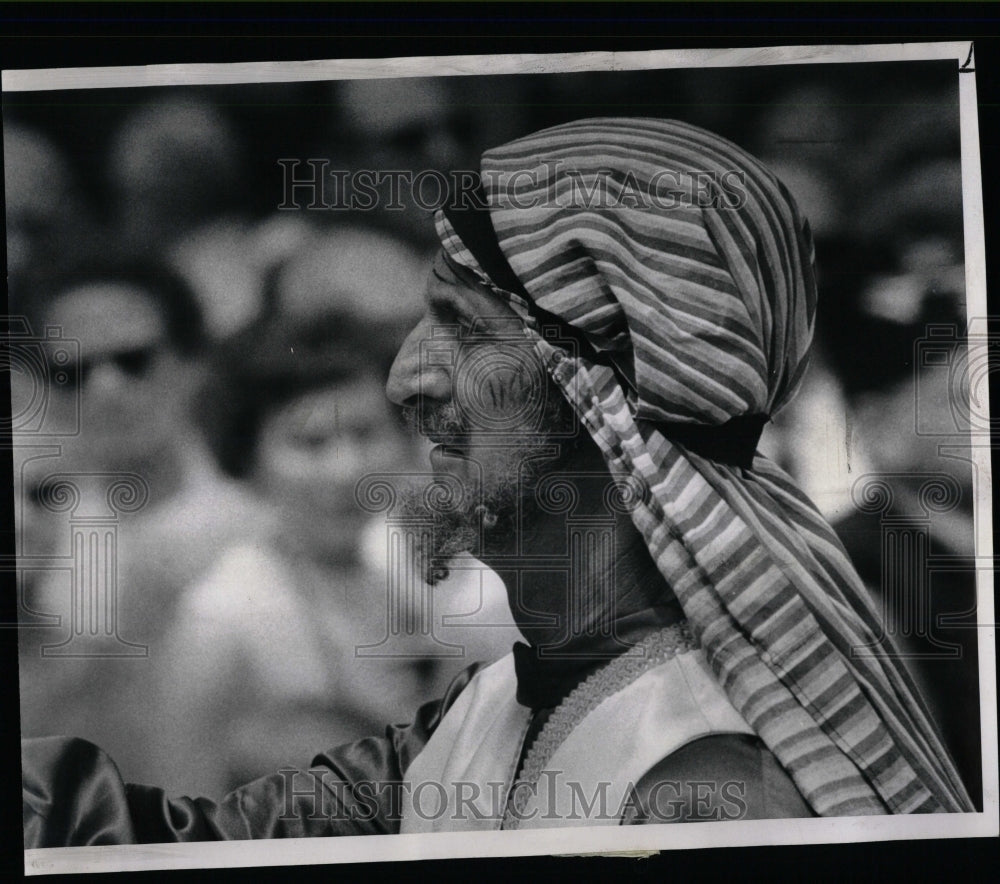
[425,430,468,450]
[430,442,487,483]
[429,443,468,466]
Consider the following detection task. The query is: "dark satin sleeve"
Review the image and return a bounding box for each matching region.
[628,733,815,824]
[23,664,482,847]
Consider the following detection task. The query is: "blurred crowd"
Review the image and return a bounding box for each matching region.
[4,62,981,804]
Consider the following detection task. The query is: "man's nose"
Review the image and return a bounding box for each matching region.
[385,320,451,407]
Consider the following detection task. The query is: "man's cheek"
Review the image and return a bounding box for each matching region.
[459,369,520,427]
[453,348,545,429]
[510,354,547,395]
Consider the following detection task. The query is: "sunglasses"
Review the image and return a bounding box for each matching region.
[53,343,163,388]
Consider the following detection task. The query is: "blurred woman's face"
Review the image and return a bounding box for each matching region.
[253,376,409,527]
[43,283,189,468]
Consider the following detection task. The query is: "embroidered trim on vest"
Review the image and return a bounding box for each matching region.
[503,621,698,830]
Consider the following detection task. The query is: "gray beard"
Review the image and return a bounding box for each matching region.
[399,386,581,585]
[397,436,561,585]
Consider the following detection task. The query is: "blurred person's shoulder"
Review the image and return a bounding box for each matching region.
[133,446,275,550]
[173,539,306,643]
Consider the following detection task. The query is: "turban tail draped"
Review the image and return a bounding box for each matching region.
[435,117,973,815]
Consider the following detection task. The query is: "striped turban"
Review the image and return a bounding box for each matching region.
[436,117,973,815]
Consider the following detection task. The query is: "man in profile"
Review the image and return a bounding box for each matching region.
[22,118,974,845]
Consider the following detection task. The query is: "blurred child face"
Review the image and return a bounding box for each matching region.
[252,375,410,531]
